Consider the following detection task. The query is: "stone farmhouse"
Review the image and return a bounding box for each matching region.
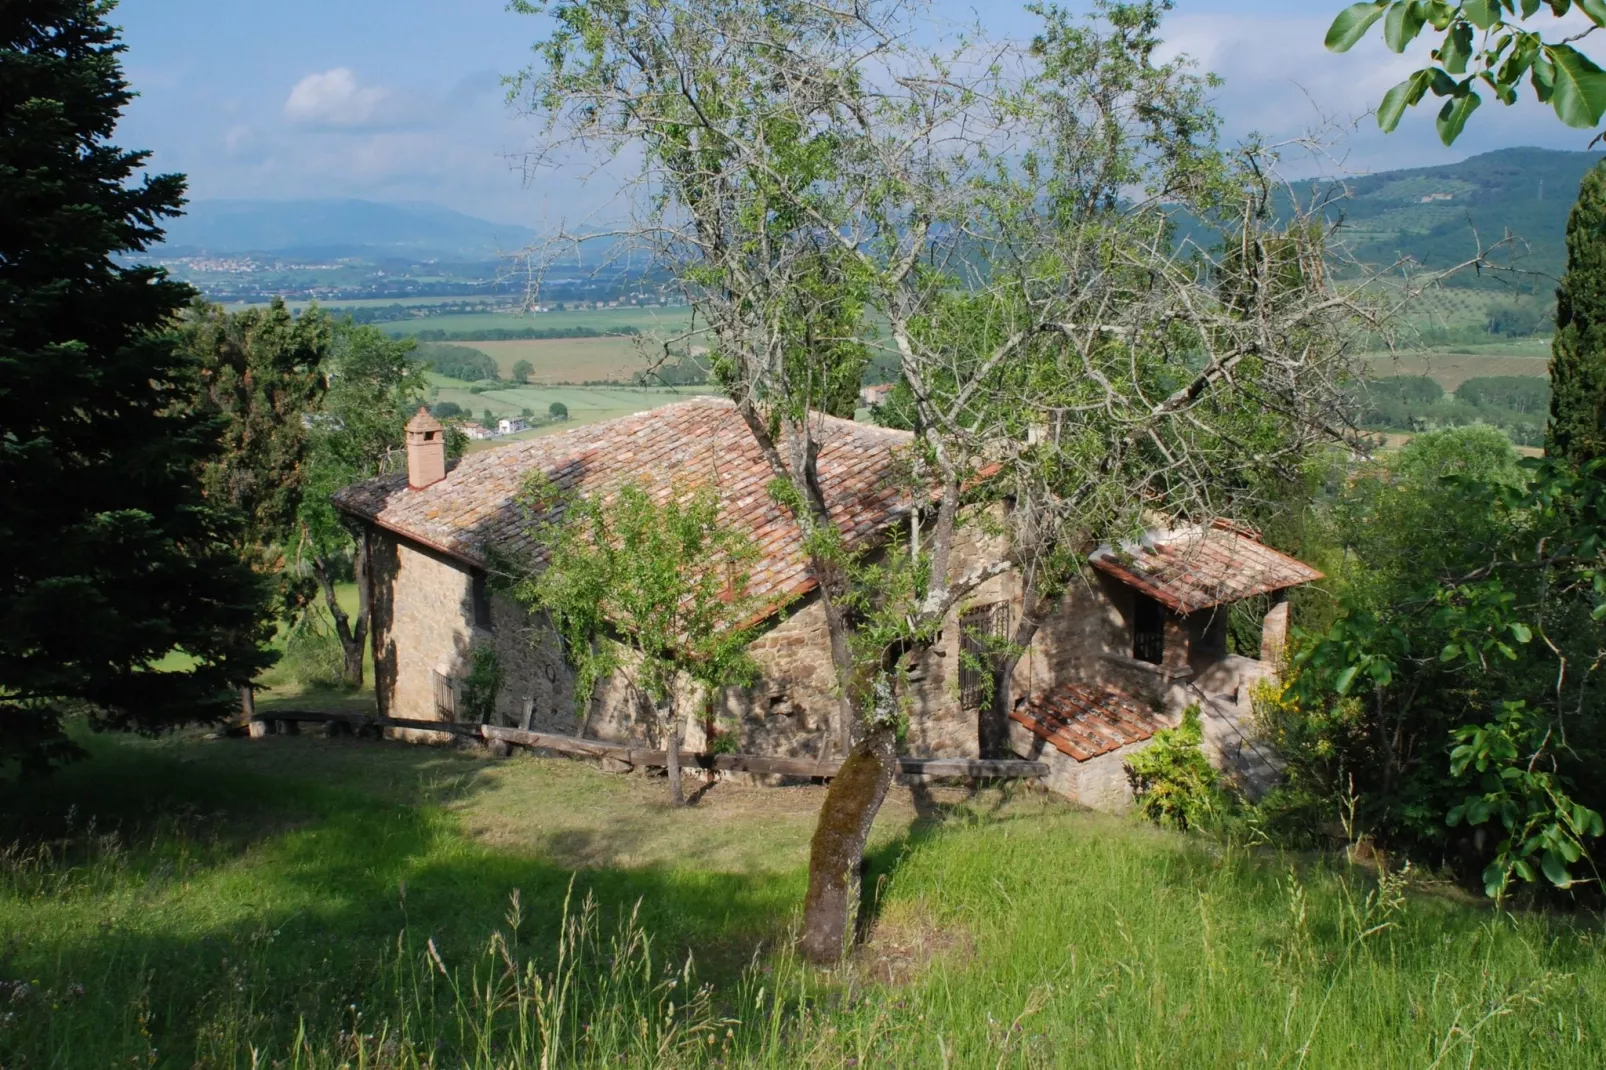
[332,397,1321,811]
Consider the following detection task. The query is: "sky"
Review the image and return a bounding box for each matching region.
[113,0,1605,229]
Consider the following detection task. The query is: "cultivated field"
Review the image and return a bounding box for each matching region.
[473,336,665,383]
[375,305,695,339]
[1363,345,1550,390]
[3,724,1601,1067]
[433,383,718,447]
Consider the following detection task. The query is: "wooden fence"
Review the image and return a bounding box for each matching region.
[237,710,1048,781]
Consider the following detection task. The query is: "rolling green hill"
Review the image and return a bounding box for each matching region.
[1325,147,1602,289]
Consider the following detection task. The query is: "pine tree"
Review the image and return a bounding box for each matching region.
[0,2,277,774]
[1546,164,1606,467]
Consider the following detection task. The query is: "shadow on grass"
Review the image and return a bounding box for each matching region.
[0,731,802,1065]
[854,777,1035,943]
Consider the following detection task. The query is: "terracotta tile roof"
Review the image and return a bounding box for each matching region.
[1010,683,1170,762]
[332,396,915,607]
[1088,520,1322,613]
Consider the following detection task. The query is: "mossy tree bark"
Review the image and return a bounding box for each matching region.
[799,723,898,963]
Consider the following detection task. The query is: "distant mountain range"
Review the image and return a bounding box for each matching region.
[159,148,1603,279]
[1319,147,1602,288]
[156,199,539,260]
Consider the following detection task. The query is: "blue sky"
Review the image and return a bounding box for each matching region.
[114,0,1603,227]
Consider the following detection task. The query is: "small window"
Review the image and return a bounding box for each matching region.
[959,602,1008,710]
[433,669,459,719]
[471,571,494,632]
[1133,593,1165,665]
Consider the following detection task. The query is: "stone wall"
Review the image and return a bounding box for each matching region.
[1007,720,1154,813]
[368,529,574,736]
[367,519,1282,804]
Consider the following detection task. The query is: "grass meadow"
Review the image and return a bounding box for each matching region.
[2,716,1602,1068]
[471,337,665,384]
[375,307,695,340]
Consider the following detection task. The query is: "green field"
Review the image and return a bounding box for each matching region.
[1363,343,1550,390]
[433,382,717,447]
[473,336,662,383]
[3,726,1601,1067]
[376,305,695,339]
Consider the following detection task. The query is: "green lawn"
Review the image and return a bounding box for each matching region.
[2,727,1601,1068]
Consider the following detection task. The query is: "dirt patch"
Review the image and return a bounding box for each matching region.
[855,897,973,985]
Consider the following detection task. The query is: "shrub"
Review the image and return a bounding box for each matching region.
[460,645,504,724]
[280,611,348,690]
[549,401,569,420]
[1125,705,1234,831]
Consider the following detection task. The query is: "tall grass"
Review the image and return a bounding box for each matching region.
[1,738,1601,1068]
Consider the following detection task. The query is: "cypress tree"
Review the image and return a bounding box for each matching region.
[0,2,277,774]
[1546,164,1606,466]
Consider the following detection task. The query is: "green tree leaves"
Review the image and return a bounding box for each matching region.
[1546,163,1606,466]
[1547,44,1606,127]
[1327,2,1606,142]
[1325,2,1389,52]
[1,1,280,772]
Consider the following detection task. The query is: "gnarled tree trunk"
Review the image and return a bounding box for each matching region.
[798,722,898,964]
[307,524,370,689]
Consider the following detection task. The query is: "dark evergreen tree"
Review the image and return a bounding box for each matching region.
[1547,164,1606,467]
[0,1,277,774]
[176,297,331,608]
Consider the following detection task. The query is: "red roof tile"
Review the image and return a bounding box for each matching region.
[332,397,915,607]
[1010,683,1171,762]
[1088,520,1322,613]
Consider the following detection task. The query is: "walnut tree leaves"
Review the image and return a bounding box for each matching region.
[1326,0,1606,143]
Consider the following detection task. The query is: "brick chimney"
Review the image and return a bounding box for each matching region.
[405,407,446,490]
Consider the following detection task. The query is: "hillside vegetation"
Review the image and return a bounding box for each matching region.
[1328,147,1602,288]
[1,732,1599,1068]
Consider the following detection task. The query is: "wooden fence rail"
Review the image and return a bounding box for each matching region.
[238,710,1048,781]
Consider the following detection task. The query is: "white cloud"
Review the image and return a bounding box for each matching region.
[283,67,401,128]
[1155,12,1601,176]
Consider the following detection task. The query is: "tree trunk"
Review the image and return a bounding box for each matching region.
[981,662,1015,758]
[666,711,685,806]
[240,684,256,719]
[981,588,1050,758]
[307,525,370,689]
[798,723,898,964]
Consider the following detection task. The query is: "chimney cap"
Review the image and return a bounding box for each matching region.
[406,406,444,435]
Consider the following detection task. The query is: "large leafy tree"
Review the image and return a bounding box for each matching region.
[1262,430,1606,898]
[298,321,428,688]
[1547,163,1606,465]
[177,298,331,604]
[1326,0,1606,144]
[517,0,1367,960]
[0,1,276,773]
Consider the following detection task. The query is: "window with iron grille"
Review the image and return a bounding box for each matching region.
[959,602,1008,710]
[1133,593,1165,665]
[433,669,459,719]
